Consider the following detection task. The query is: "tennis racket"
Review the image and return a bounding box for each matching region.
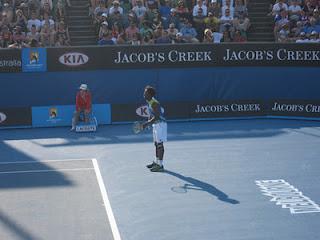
[132,121,144,134]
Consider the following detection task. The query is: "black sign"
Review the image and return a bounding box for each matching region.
[189,100,266,119]
[0,49,22,72]
[268,100,320,118]
[0,107,32,127]
[47,43,320,71]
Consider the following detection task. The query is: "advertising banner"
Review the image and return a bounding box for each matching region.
[47,43,320,71]
[0,107,32,127]
[268,100,320,118]
[111,102,189,123]
[32,104,111,127]
[22,48,47,72]
[0,49,21,72]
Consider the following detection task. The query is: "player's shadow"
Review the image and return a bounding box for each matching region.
[165,170,240,204]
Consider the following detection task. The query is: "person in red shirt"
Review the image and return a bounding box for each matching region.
[71,84,92,131]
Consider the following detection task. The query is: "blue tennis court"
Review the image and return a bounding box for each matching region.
[0,119,319,240]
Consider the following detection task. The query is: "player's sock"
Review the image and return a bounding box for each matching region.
[158,160,163,167]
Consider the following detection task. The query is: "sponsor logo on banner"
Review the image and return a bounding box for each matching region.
[0,49,21,72]
[0,112,7,123]
[191,101,265,118]
[0,108,32,127]
[59,52,89,66]
[22,48,47,72]
[136,105,149,118]
[269,100,320,117]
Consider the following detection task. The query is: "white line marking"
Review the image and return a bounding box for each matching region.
[0,159,92,165]
[0,168,94,175]
[92,158,121,240]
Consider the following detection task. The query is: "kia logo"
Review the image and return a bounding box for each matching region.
[59,52,89,66]
[0,112,7,124]
[136,105,149,118]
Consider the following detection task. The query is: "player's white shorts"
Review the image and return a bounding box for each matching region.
[152,121,167,143]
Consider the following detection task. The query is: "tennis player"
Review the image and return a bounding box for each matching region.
[142,85,167,172]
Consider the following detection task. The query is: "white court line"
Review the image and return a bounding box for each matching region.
[0,158,93,165]
[0,168,94,175]
[92,158,122,240]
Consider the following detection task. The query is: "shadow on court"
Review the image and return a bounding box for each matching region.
[165,170,240,204]
[0,209,37,240]
[2,119,320,148]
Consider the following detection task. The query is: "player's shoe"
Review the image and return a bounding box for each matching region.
[70,126,75,131]
[146,162,157,168]
[150,164,164,172]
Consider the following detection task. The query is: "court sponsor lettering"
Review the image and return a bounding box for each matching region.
[256,179,320,214]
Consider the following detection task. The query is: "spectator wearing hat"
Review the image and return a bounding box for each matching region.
[167,8,181,30]
[98,20,109,39]
[109,0,124,15]
[203,28,213,42]
[71,84,92,131]
[295,31,309,42]
[173,31,188,43]
[175,0,190,20]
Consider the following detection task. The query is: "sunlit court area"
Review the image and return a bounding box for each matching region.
[1,0,320,239]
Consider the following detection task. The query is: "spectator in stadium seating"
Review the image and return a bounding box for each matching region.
[167,22,179,40]
[233,12,250,36]
[55,32,70,46]
[116,32,128,44]
[203,28,213,42]
[302,16,320,34]
[208,0,221,18]
[192,0,208,17]
[219,8,234,32]
[98,21,109,39]
[175,0,190,20]
[0,12,12,29]
[222,0,235,17]
[212,25,223,42]
[71,84,92,131]
[193,6,206,41]
[173,31,188,43]
[313,9,320,25]
[145,0,160,10]
[130,32,142,44]
[233,29,246,42]
[167,8,181,30]
[155,29,171,43]
[288,0,302,22]
[159,0,171,29]
[222,29,232,41]
[0,25,13,48]
[98,31,115,44]
[295,31,309,42]
[27,11,41,32]
[180,18,199,42]
[139,20,153,38]
[132,0,147,24]
[109,0,124,15]
[142,31,155,44]
[14,9,28,32]
[27,0,41,17]
[26,24,41,43]
[40,22,55,46]
[271,0,288,18]
[153,23,164,38]
[55,20,70,45]
[309,30,320,42]
[204,11,220,30]
[274,9,289,39]
[12,25,26,43]
[41,0,53,11]
[54,0,67,23]
[234,0,248,19]
[2,2,14,23]
[125,21,139,41]
[41,12,55,30]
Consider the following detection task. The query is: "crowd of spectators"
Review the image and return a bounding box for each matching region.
[270,0,320,42]
[91,0,251,45]
[0,0,71,48]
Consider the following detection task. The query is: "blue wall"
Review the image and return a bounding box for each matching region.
[1,67,320,108]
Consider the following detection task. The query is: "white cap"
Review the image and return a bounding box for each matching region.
[79,84,88,90]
